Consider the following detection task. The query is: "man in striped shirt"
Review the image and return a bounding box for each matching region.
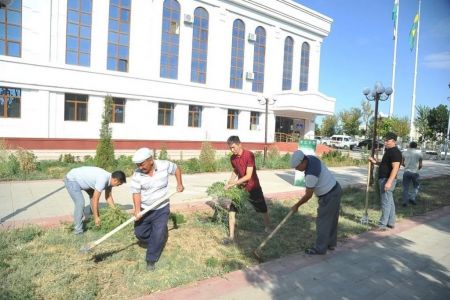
[130,147,184,272]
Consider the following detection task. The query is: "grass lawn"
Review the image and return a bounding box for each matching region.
[1,175,449,300]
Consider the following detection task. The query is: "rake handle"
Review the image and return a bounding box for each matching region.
[255,210,294,253]
[85,191,178,250]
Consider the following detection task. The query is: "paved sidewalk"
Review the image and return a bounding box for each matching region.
[1,160,449,227]
[141,206,450,300]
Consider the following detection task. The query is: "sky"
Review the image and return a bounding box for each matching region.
[295,0,450,123]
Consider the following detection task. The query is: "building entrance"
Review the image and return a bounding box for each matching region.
[275,116,306,142]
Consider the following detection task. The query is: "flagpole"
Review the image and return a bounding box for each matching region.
[390,0,399,117]
[409,0,421,141]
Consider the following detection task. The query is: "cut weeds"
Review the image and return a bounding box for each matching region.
[1,175,449,300]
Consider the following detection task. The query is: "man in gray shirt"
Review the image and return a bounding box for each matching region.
[290,150,342,255]
[401,141,423,206]
[64,166,126,234]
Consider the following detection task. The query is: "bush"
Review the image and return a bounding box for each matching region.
[199,141,216,172]
[0,154,20,179]
[95,95,116,170]
[158,145,169,160]
[86,206,130,233]
[179,158,201,174]
[59,153,75,164]
[16,148,37,175]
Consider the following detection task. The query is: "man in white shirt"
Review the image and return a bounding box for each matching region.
[64,166,126,234]
[401,141,423,206]
[130,147,184,272]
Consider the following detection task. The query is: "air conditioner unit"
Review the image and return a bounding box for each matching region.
[246,72,254,80]
[247,32,256,42]
[184,14,193,24]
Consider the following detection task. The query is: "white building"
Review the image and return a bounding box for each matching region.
[0,0,335,159]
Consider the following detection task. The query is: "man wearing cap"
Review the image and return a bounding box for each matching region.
[64,166,126,234]
[401,141,423,207]
[290,149,342,255]
[369,132,402,230]
[130,147,184,271]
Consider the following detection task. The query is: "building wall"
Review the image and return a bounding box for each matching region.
[0,0,334,150]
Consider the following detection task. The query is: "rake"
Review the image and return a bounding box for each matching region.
[80,191,178,254]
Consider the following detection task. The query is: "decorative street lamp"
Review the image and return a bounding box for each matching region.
[258,96,276,165]
[361,82,393,224]
[444,82,450,160]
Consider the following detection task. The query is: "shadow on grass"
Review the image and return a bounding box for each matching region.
[91,242,137,263]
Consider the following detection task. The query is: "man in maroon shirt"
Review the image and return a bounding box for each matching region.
[223,136,272,244]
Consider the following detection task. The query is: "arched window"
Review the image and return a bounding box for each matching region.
[191,7,209,83]
[229,19,245,89]
[299,42,310,91]
[282,36,293,90]
[160,0,180,79]
[252,26,266,93]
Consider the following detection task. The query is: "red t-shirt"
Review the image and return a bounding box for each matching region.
[230,149,260,192]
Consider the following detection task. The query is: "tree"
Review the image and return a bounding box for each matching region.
[339,108,362,136]
[377,116,409,141]
[414,105,431,142]
[427,104,449,142]
[95,95,116,170]
[314,123,321,136]
[321,115,337,137]
[361,100,373,138]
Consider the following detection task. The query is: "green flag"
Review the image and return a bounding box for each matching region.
[392,0,399,39]
[409,13,419,51]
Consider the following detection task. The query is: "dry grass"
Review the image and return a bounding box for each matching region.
[1,175,449,299]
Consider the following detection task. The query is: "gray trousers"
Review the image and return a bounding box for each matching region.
[315,183,342,254]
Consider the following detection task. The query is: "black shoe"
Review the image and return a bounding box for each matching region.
[222,237,235,245]
[387,224,395,229]
[409,199,417,205]
[402,203,407,207]
[146,261,156,272]
[137,241,147,249]
[327,245,336,251]
[305,247,325,255]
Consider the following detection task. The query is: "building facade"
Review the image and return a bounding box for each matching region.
[0,0,334,158]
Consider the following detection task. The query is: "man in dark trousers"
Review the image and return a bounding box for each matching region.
[369,132,402,230]
[290,149,342,255]
[130,147,184,271]
[223,136,272,244]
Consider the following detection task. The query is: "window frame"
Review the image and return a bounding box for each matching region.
[0,87,21,118]
[112,97,125,123]
[64,93,88,121]
[299,42,310,91]
[107,0,131,72]
[158,102,174,126]
[252,26,266,93]
[190,7,209,84]
[188,105,202,128]
[282,36,294,91]
[65,0,92,66]
[227,109,239,130]
[0,0,22,57]
[250,111,260,130]
[160,0,180,79]
[229,19,245,89]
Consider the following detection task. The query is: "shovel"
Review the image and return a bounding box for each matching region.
[253,210,294,262]
[80,191,178,253]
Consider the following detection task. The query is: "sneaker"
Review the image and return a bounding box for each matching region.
[222,237,235,245]
[376,226,388,231]
[305,247,325,255]
[146,261,156,272]
[387,224,395,229]
[327,245,336,251]
[137,241,147,248]
[264,226,274,234]
[73,230,84,235]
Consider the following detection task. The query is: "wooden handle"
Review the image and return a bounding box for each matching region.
[255,210,294,252]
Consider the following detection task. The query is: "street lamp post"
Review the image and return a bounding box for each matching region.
[360,82,393,225]
[444,85,450,160]
[258,96,276,165]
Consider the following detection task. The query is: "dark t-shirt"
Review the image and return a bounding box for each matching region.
[378,146,402,179]
[230,149,261,192]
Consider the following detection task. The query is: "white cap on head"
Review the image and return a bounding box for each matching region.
[132,147,153,163]
[290,150,305,168]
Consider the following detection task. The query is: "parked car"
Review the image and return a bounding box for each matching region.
[321,137,332,146]
[329,135,358,150]
[355,139,384,151]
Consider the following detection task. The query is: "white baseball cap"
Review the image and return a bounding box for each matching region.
[290,150,305,168]
[132,147,153,163]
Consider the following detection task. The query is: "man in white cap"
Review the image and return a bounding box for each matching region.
[130,147,184,271]
[290,149,342,255]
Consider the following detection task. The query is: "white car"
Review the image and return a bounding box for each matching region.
[329,135,358,150]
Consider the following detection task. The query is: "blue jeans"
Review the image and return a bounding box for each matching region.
[134,204,170,263]
[64,177,92,234]
[378,178,397,228]
[402,171,420,204]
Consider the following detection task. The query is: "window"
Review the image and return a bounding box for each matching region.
[299,42,310,91]
[250,111,259,130]
[227,109,238,129]
[229,19,245,89]
[160,0,180,79]
[112,97,125,123]
[0,87,20,118]
[107,0,131,72]
[191,7,209,84]
[65,93,88,121]
[158,102,174,126]
[282,37,293,90]
[252,26,266,93]
[66,0,92,66]
[0,0,22,57]
[188,105,202,127]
